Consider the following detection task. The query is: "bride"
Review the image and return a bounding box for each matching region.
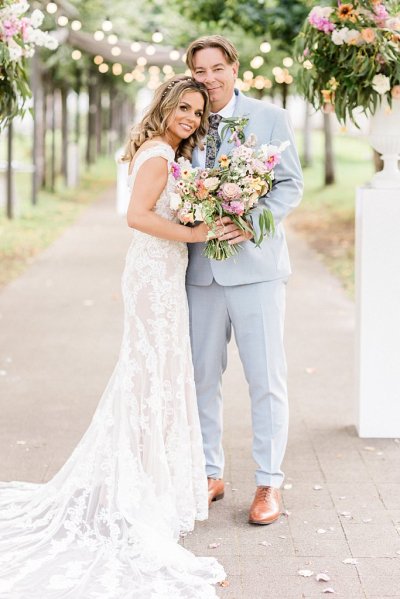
[0,75,226,598]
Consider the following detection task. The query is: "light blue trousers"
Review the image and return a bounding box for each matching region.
[187,279,288,488]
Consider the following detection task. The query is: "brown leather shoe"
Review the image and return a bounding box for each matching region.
[207,478,225,507]
[248,486,281,525]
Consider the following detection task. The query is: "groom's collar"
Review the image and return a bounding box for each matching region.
[211,91,237,119]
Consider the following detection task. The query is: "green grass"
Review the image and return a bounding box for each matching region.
[0,156,115,288]
[289,130,374,296]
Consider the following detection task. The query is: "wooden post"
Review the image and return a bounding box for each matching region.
[50,86,56,192]
[61,86,68,184]
[303,101,312,168]
[323,111,335,185]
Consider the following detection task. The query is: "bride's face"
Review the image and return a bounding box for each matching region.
[166,91,205,141]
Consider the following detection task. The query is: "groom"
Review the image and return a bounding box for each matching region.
[186,35,303,524]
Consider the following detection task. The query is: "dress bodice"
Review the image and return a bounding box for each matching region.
[127,143,177,221]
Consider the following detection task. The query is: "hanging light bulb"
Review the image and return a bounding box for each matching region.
[130,42,142,53]
[71,20,82,31]
[71,50,82,60]
[102,17,113,32]
[152,30,163,43]
[94,30,105,41]
[260,41,271,54]
[145,45,156,56]
[46,2,58,14]
[57,15,68,26]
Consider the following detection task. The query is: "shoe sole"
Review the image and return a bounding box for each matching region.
[208,492,225,507]
[248,513,280,525]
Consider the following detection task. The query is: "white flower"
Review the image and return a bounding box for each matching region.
[44,35,58,50]
[203,176,219,191]
[343,29,362,45]
[169,192,181,210]
[310,6,334,18]
[372,74,391,95]
[10,1,29,16]
[332,28,346,45]
[8,45,23,61]
[386,17,400,31]
[194,205,204,221]
[30,9,44,28]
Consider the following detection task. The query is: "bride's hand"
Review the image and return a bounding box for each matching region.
[190,222,218,243]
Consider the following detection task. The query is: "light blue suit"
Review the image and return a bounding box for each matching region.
[187,90,303,487]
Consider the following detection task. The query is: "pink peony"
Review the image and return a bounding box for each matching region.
[171,162,181,179]
[222,201,245,216]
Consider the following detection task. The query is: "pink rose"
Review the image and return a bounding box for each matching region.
[220,182,241,201]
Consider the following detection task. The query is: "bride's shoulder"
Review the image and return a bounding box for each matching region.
[129,141,175,175]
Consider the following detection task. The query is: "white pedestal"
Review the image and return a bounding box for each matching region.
[355,186,400,437]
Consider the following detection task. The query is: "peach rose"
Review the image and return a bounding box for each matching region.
[391,85,400,99]
[361,28,375,43]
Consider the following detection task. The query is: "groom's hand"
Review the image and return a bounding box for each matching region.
[216,216,254,245]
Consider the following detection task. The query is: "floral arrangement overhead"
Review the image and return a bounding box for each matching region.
[295,0,400,123]
[0,0,58,127]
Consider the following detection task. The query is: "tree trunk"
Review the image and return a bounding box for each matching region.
[50,87,56,192]
[61,86,68,184]
[31,53,44,205]
[323,111,335,185]
[303,101,312,168]
[41,83,48,189]
[281,83,288,109]
[6,122,14,220]
[86,72,97,166]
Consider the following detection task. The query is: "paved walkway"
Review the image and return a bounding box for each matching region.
[0,189,399,599]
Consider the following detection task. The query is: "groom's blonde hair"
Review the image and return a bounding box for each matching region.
[186,35,239,71]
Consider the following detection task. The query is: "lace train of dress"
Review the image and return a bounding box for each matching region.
[0,144,225,598]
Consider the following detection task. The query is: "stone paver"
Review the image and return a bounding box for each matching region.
[1,188,400,598]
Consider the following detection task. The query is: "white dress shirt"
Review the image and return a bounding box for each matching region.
[195,92,237,169]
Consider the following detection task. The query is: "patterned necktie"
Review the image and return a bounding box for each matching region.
[205,114,222,169]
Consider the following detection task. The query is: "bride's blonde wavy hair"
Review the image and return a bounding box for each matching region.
[121,75,210,163]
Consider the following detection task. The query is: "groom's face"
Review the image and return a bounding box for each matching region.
[191,47,238,113]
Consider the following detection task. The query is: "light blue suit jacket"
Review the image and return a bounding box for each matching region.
[186,90,303,286]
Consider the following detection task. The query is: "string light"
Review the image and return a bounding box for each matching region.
[283,57,293,68]
[46,2,58,14]
[111,47,121,56]
[260,41,271,53]
[71,20,82,31]
[94,55,104,65]
[137,56,147,66]
[145,45,156,56]
[250,56,264,69]
[102,17,113,32]
[107,34,118,45]
[243,70,253,81]
[169,50,180,61]
[94,30,105,41]
[57,15,68,26]
[152,30,163,43]
[112,63,123,76]
[163,65,173,74]
[99,63,109,73]
[71,50,82,60]
[130,42,142,52]
[124,73,134,83]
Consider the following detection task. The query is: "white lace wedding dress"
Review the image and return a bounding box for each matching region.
[0,143,225,598]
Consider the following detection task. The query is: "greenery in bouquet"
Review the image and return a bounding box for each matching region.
[169,135,290,261]
[0,0,58,127]
[295,0,400,123]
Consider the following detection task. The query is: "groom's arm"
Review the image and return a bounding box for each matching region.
[249,109,303,238]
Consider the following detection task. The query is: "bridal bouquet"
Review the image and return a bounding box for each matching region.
[169,135,289,260]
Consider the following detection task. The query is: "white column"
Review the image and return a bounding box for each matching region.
[355,187,400,437]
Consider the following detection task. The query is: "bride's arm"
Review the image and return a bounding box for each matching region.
[127,157,209,243]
